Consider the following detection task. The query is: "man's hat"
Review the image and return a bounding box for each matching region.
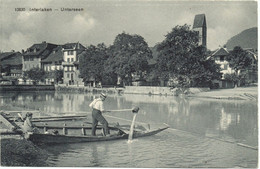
[100,92,107,98]
[26,112,33,117]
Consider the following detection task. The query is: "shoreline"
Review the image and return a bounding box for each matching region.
[0,85,257,101]
[189,86,257,101]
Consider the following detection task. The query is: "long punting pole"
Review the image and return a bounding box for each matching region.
[167,125,257,151]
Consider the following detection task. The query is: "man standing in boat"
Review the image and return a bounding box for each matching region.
[89,93,110,136]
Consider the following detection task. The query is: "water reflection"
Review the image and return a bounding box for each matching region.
[0,91,257,147]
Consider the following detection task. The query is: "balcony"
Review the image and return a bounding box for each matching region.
[62,61,74,66]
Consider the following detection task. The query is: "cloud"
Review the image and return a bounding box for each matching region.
[0,1,257,52]
[71,14,96,32]
[2,32,33,52]
[51,13,97,43]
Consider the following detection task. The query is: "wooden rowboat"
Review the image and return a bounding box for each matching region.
[25,122,169,144]
[1,111,168,144]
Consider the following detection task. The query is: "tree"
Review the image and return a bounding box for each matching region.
[24,67,45,84]
[224,72,248,87]
[102,52,118,85]
[44,69,63,84]
[227,46,253,73]
[156,24,222,89]
[108,32,152,86]
[54,69,63,83]
[79,43,109,85]
[226,46,254,87]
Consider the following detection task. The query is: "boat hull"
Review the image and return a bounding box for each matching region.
[27,127,168,144]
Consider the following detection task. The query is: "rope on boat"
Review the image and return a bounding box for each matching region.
[167,127,258,151]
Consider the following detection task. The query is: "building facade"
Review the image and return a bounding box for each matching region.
[0,51,23,77]
[22,41,58,72]
[61,42,86,85]
[210,47,258,88]
[41,46,64,84]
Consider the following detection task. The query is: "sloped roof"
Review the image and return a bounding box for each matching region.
[0,52,22,66]
[42,46,63,63]
[211,47,229,56]
[193,14,206,29]
[42,43,86,63]
[0,52,16,61]
[24,42,58,59]
[62,42,86,50]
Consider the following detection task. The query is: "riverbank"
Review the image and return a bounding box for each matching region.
[0,85,55,91]
[55,85,210,96]
[1,138,48,166]
[55,84,121,94]
[189,86,258,100]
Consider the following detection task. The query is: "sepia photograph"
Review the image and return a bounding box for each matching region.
[0,0,258,168]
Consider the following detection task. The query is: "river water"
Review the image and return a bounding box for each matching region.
[0,91,258,167]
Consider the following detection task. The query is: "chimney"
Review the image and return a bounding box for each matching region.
[77,42,80,49]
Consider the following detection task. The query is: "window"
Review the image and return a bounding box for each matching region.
[67,73,70,78]
[71,58,74,62]
[223,64,228,70]
[67,58,70,62]
[220,56,225,62]
[68,51,74,55]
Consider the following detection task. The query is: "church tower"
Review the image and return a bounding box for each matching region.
[193,14,207,48]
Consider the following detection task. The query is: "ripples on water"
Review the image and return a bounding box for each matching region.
[40,129,257,168]
[0,91,258,167]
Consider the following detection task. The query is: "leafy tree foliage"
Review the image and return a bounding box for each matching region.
[224,72,249,87]
[225,46,255,87]
[79,43,109,84]
[102,51,118,85]
[45,69,63,84]
[224,73,239,84]
[156,24,222,88]
[54,69,63,83]
[23,67,45,84]
[108,32,152,85]
[226,46,254,73]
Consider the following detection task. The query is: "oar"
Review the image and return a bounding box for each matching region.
[127,107,139,143]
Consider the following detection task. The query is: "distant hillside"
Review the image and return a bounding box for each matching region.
[225,27,257,51]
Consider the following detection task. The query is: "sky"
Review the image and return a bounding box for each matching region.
[0,0,258,52]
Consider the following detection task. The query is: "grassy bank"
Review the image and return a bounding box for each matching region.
[189,86,258,100]
[1,138,48,166]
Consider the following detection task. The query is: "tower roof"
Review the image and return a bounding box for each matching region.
[193,14,206,29]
